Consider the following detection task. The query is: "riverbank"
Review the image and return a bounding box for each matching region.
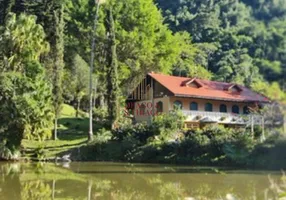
[19,104,286,169]
[22,136,286,170]
[21,126,286,169]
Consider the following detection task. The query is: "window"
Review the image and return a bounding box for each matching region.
[232,105,240,114]
[190,102,198,111]
[157,101,163,113]
[219,104,227,113]
[243,106,249,114]
[205,103,213,112]
[174,100,183,109]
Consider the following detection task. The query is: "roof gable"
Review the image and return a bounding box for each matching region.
[225,84,243,93]
[183,78,203,88]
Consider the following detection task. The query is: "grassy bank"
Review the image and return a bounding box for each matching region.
[77,127,286,169]
[21,105,286,170]
[22,104,90,160]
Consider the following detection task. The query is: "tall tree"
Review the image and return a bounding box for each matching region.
[105,4,119,129]
[0,13,53,152]
[65,0,199,96]
[48,1,65,140]
[0,0,14,24]
[63,54,89,118]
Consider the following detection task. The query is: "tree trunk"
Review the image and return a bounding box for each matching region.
[87,180,92,200]
[54,117,58,140]
[283,115,286,134]
[88,1,100,142]
[92,78,98,108]
[76,99,81,118]
[251,115,254,139]
[52,180,56,200]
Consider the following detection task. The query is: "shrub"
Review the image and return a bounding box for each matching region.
[93,107,108,121]
[0,141,21,161]
[33,144,47,161]
[95,128,112,144]
[112,122,153,143]
[153,109,185,132]
[222,133,256,165]
[151,109,186,142]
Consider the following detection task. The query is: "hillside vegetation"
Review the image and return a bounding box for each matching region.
[0,0,285,159]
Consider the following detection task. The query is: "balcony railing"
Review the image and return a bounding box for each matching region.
[182,110,263,125]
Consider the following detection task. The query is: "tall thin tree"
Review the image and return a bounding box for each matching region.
[51,1,64,140]
[106,4,119,129]
[88,0,106,141]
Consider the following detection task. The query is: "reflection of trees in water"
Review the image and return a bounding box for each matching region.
[21,181,52,200]
[1,163,286,200]
[265,174,286,199]
[0,163,21,200]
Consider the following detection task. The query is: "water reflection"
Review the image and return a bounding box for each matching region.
[0,162,283,200]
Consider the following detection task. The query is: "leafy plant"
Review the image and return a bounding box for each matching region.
[33,144,47,161]
[95,128,112,144]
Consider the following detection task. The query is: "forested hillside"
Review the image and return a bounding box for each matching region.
[156,0,286,101]
[0,0,285,156]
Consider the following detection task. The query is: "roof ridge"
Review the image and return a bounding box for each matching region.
[148,72,242,85]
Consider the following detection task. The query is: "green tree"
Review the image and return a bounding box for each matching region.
[18,0,66,140]
[65,0,199,97]
[48,1,65,140]
[0,13,49,72]
[63,54,89,118]
[105,4,119,129]
[0,13,53,152]
[156,0,286,89]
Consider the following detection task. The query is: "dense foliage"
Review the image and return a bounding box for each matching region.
[156,0,286,101]
[0,13,53,158]
[0,0,285,159]
[80,113,286,168]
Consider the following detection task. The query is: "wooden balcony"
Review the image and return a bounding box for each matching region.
[182,110,263,125]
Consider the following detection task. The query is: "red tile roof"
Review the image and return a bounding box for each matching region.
[148,73,269,103]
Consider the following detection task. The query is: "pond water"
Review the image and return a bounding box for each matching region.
[0,162,283,200]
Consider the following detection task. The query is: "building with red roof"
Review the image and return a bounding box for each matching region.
[127,73,269,128]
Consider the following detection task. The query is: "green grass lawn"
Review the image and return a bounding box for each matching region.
[22,104,98,160]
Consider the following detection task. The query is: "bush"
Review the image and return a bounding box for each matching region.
[0,141,21,161]
[222,133,256,166]
[78,114,272,167]
[95,128,112,144]
[112,122,153,143]
[33,144,47,161]
[153,109,185,132]
[151,109,186,142]
[93,107,108,121]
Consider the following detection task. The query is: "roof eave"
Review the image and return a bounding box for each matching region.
[174,94,271,103]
